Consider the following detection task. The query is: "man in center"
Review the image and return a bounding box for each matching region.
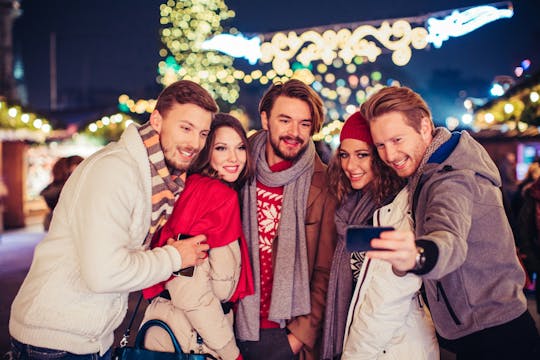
[235,79,337,360]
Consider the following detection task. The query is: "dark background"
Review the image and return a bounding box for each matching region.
[12,0,540,124]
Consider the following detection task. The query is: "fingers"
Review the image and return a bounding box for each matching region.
[169,234,209,269]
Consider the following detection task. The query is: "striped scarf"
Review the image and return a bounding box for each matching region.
[138,122,185,246]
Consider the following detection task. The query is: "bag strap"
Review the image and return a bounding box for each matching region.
[135,319,184,353]
[119,292,144,347]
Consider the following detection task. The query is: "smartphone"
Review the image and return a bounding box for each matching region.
[172,233,195,277]
[345,226,394,252]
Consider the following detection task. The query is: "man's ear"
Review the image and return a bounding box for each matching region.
[149,110,162,133]
[261,111,269,130]
[419,117,433,143]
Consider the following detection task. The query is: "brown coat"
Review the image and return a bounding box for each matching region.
[282,155,338,360]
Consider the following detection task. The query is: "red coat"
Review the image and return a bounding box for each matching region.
[143,174,254,302]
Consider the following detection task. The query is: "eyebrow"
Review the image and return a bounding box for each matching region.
[277,113,312,122]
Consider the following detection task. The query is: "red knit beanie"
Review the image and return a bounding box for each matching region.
[340,111,373,145]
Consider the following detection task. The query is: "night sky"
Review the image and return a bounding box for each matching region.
[12,0,540,122]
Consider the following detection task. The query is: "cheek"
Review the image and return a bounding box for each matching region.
[210,153,220,169]
[238,152,247,165]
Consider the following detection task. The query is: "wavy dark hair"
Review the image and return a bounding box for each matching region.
[188,113,253,191]
[327,142,405,205]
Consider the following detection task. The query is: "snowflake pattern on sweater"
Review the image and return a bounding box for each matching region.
[256,185,283,323]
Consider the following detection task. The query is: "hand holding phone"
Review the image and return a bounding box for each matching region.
[346,226,395,252]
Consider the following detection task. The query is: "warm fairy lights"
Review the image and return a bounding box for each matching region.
[158,0,239,104]
[0,100,52,142]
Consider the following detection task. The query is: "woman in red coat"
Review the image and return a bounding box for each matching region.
[142,113,254,360]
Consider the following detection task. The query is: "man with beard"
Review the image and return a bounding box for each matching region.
[236,79,337,360]
[9,80,217,359]
[362,86,540,359]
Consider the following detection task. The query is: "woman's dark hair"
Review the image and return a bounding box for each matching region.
[327,143,405,205]
[189,113,253,191]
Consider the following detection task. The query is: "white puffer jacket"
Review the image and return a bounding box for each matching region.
[342,188,439,359]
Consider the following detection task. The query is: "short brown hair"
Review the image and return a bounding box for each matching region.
[361,86,433,133]
[258,79,324,134]
[189,113,253,191]
[155,80,218,117]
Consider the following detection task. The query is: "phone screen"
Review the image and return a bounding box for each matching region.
[345,226,394,252]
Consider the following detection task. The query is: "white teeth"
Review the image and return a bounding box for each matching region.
[181,151,193,157]
[394,158,407,167]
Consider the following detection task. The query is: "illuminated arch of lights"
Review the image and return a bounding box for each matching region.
[117,1,513,141]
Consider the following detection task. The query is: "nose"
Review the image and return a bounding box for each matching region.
[344,158,355,173]
[193,136,205,152]
[288,122,299,138]
[228,149,239,163]
[383,143,398,163]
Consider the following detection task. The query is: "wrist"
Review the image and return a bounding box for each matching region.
[408,239,438,275]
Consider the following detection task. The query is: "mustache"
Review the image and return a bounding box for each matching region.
[279,135,304,144]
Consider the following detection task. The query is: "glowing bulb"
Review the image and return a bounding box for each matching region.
[530,92,539,103]
[89,123,98,132]
[490,84,504,97]
[462,114,473,124]
[504,103,514,114]
[33,119,43,129]
[8,107,17,117]
[485,113,495,123]
[21,114,30,123]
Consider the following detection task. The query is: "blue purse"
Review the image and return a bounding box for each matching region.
[113,294,209,360]
[113,319,207,360]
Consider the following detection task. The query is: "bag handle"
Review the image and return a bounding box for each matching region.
[134,319,185,354]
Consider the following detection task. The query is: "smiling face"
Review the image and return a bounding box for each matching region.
[369,111,432,178]
[261,96,313,166]
[150,103,213,173]
[209,126,247,183]
[339,138,375,190]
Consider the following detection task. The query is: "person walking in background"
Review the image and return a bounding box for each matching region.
[9,80,216,360]
[141,114,254,360]
[518,176,540,315]
[40,155,84,231]
[362,86,540,359]
[235,79,337,360]
[321,112,438,360]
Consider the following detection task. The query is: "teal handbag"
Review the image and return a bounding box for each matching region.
[113,294,210,360]
[113,319,208,360]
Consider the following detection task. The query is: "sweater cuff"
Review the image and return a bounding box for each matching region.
[409,239,438,275]
[164,245,182,272]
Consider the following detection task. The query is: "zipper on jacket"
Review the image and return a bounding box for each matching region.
[436,281,462,325]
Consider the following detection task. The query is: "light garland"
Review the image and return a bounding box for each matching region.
[0,100,52,142]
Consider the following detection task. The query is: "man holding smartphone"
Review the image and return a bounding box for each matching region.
[362,86,539,359]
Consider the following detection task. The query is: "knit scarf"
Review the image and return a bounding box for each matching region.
[407,127,451,206]
[236,130,315,341]
[138,122,185,247]
[321,190,377,359]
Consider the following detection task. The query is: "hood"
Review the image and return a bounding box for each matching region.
[423,129,501,188]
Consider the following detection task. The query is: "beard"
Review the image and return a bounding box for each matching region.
[162,143,195,174]
[268,133,308,162]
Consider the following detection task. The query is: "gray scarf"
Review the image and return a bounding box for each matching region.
[321,190,378,359]
[236,130,315,341]
[407,127,451,205]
